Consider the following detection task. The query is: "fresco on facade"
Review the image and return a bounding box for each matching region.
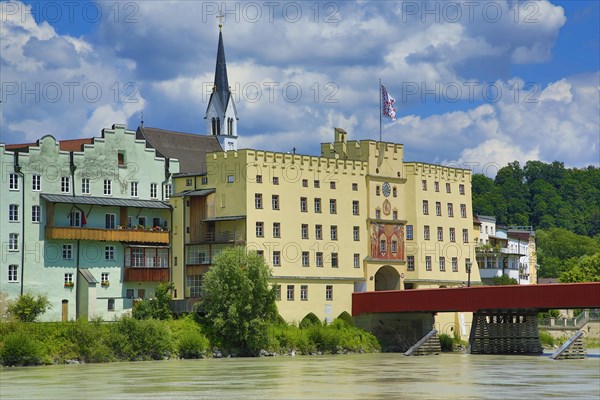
[370,223,405,260]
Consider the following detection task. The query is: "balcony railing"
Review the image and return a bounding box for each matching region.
[124,267,169,282]
[202,231,245,243]
[46,226,169,243]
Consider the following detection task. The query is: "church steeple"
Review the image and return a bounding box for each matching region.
[205,22,238,151]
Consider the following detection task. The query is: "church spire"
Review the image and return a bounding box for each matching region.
[213,25,230,110]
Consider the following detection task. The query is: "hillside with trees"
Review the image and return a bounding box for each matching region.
[472,161,600,280]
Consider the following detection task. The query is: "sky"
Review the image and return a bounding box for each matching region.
[1,0,598,176]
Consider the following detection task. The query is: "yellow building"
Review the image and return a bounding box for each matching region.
[170,128,477,331]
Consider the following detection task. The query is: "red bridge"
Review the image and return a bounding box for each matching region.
[352,283,600,354]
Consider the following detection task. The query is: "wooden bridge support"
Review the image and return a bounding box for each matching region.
[469,309,543,354]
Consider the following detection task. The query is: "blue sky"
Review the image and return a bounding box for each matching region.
[1,1,598,175]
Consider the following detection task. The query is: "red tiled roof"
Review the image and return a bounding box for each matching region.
[4,138,93,152]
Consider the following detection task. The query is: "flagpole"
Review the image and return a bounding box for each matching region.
[379,78,382,143]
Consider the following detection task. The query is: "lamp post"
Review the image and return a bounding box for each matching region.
[466,260,472,287]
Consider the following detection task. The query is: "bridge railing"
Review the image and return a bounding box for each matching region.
[539,309,600,328]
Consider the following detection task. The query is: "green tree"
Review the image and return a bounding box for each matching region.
[198,247,277,355]
[7,293,51,322]
[559,253,600,282]
[132,282,174,320]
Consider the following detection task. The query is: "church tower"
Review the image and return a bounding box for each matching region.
[205,24,238,151]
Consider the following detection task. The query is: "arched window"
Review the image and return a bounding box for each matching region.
[227,118,233,135]
[211,117,217,135]
[216,117,221,135]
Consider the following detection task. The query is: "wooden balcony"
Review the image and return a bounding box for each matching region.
[124,268,170,282]
[45,226,169,244]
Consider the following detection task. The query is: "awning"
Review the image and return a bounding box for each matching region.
[123,243,171,248]
[78,268,98,284]
[202,215,246,222]
[171,188,215,198]
[41,193,171,209]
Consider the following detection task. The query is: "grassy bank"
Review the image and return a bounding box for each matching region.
[0,316,380,366]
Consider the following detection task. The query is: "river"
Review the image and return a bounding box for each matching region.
[1,351,599,399]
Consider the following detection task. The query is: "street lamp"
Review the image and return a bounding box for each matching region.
[466,260,472,287]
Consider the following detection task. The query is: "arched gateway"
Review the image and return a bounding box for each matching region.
[374,265,400,291]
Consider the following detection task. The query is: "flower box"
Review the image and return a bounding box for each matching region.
[64,282,74,287]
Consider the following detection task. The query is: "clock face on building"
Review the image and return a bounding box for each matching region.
[382,182,391,197]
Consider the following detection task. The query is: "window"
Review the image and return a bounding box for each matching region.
[392,186,397,197]
[460,204,467,218]
[376,185,380,196]
[256,222,264,237]
[118,151,125,166]
[447,203,454,217]
[352,183,358,191]
[126,289,135,299]
[437,227,443,241]
[101,272,109,284]
[329,181,336,189]
[272,195,279,210]
[375,209,381,219]
[434,181,439,192]
[331,253,338,267]
[302,179,308,187]
[426,256,432,271]
[450,228,456,242]
[300,197,307,212]
[273,176,279,185]
[150,183,158,198]
[8,233,18,251]
[227,175,234,183]
[354,254,360,268]
[326,285,333,301]
[302,251,309,267]
[352,200,359,215]
[463,229,469,243]
[8,265,18,282]
[422,179,427,190]
[424,225,430,240]
[64,273,73,285]
[315,225,322,240]
[459,184,465,195]
[423,200,429,215]
[138,217,146,227]
[301,224,309,239]
[287,285,294,300]
[62,244,73,260]
[391,239,398,253]
[256,250,264,258]
[61,176,70,193]
[274,285,281,301]
[407,256,415,271]
[406,225,413,240]
[329,199,337,214]
[31,206,40,223]
[105,246,115,261]
[452,257,458,272]
[82,178,90,194]
[439,257,446,271]
[256,175,263,183]
[314,180,320,188]
[165,184,172,199]
[393,210,398,220]
[330,225,337,240]
[69,211,82,227]
[32,174,41,191]
[255,193,263,209]
[131,181,138,197]
[186,178,193,186]
[9,173,19,190]
[380,239,386,254]
[435,202,441,216]
[104,179,112,195]
[105,214,116,229]
[273,222,281,238]
[153,217,161,228]
[8,204,19,222]
[316,252,323,267]
[300,285,308,301]
[201,177,208,185]
[108,299,115,311]
[353,226,360,241]
[446,183,451,193]
[314,198,321,213]
[273,251,281,266]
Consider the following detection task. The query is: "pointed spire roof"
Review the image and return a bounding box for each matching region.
[213,28,230,111]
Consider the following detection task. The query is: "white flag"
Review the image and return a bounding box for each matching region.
[381,84,396,121]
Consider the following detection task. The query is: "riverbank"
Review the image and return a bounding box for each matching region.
[0,316,380,366]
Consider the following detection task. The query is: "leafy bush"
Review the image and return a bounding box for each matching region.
[1,331,45,366]
[132,283,174,320]
[177,331,209,359]
[299,312,322,329]
[336,311,355,327]
[106,317,173,361]
[439,334,453,352]
[539,331,555,347]
[8,293,51,322]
